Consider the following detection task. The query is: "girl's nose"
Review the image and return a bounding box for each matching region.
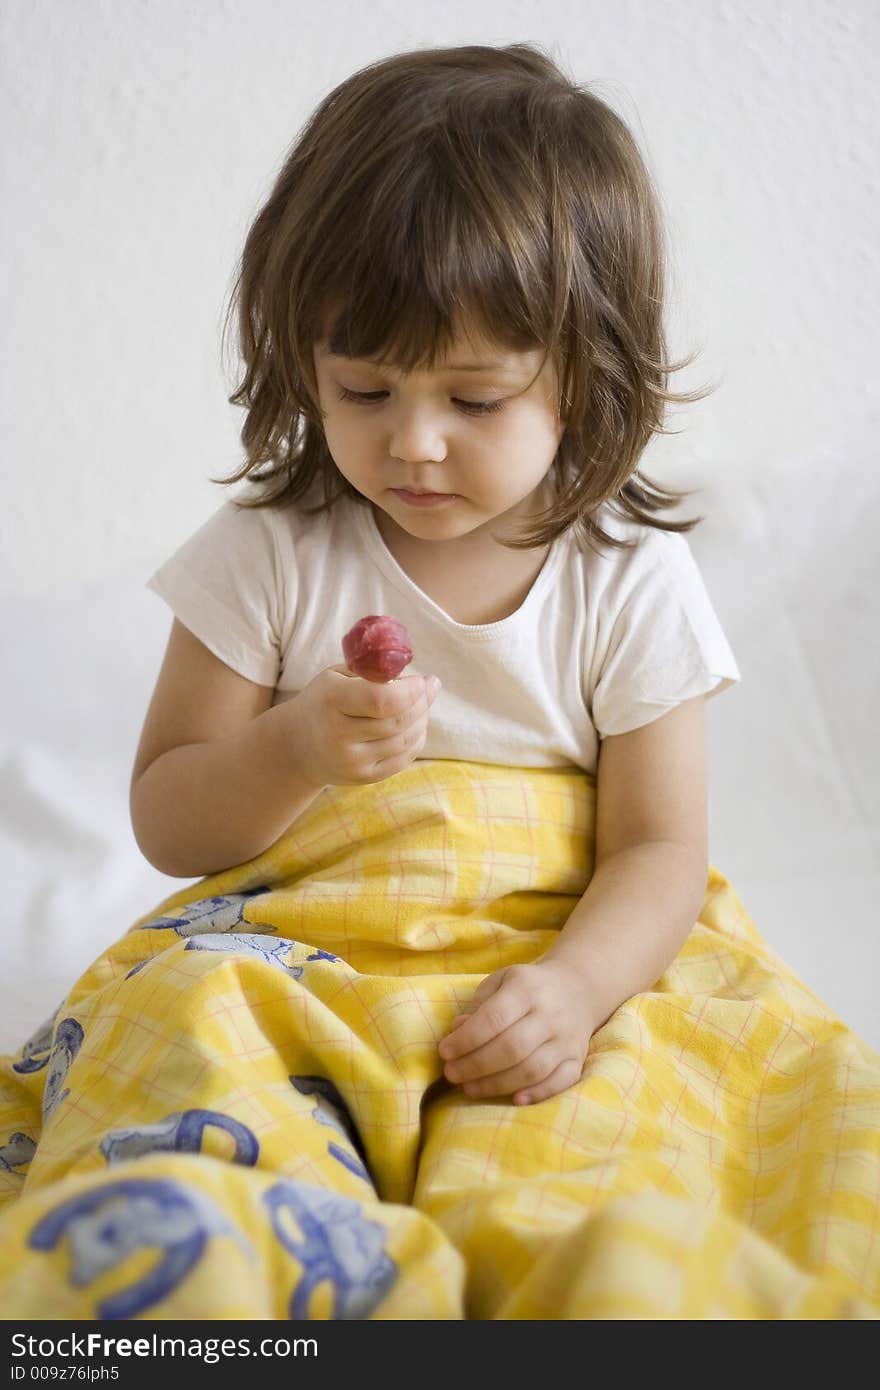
[388,404,448,465]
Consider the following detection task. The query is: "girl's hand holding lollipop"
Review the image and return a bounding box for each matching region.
[281,615,438,791]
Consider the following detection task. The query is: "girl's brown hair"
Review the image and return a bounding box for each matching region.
[218,42,712,552]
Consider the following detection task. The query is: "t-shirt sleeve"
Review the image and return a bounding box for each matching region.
[146,501,285,687]
[590,529,741,738]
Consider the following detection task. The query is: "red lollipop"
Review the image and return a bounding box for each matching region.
[342,615,414,683]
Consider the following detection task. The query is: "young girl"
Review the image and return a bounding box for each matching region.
[4,39,878,1324]
[132,40,740,1113]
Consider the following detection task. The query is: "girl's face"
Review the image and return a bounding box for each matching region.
[313,324,565,546]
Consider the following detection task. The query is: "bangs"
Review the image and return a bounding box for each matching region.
[314,137,559,375]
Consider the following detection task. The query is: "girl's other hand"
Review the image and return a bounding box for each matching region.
[437,958,599,1106]
[282,665,441,790]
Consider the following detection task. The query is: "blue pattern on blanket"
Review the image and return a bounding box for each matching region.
[136,889,270,937]
[0,1132,37,1175]
[263,1179,396,1319]
[12,1010,60,1074]
[183,933,305,978]
[327,1144,372,1182]
[43,1019,84,1122]
[291,1076,372,1185]
[27,1177,247,1319]
[100,1110,259,1167]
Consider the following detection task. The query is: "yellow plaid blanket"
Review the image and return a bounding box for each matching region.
[1,759,878,1319]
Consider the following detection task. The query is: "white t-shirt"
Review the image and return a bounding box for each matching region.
[146,489,740,776]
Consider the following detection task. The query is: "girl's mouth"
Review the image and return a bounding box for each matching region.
[392,489,456,508]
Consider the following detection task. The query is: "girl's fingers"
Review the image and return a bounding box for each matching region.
[512,1058,585,1107]
[442,1016,546,1085]
[438,975,528,1062]
[455,1041,565,1101]
[439,1011,542,1084]
[332,670,433,722]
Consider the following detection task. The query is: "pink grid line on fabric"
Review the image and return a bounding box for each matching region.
[856,1144,880,1286]
[819,1053,853,1264]
[660,997,809,1078]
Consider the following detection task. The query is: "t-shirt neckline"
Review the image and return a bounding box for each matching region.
[353,496,566,635]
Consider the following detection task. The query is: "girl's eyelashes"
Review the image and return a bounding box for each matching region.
[335,385,506,416]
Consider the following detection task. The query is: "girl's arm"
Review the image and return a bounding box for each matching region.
[541,693,708,1010]
[439,695,709,1104]
[130,619,323,877]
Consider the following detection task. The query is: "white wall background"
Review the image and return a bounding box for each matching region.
[1,0,878,1053]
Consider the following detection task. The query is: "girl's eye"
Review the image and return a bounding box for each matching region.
[335,386,505,416]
